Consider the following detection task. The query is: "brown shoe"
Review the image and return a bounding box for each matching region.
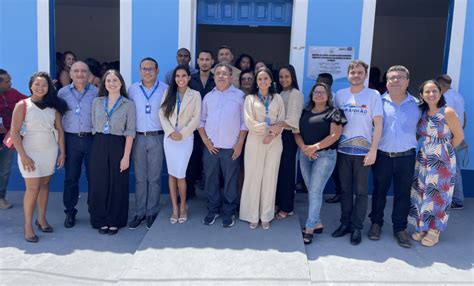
[0,198,12,209]
[368,223,381,240]
[394,230,412,248]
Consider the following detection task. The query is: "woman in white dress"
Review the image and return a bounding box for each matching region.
[10,72,67,243]
[159,65,201,224]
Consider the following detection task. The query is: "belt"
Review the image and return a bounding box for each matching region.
[66,132,92,137]
[378,148,415,158]
[137,130,164,136]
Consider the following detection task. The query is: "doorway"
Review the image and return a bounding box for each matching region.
[54,0,119,78]
[196,0,292,73]
[370,0,450,93]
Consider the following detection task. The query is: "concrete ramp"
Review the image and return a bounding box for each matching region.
[119,199,311,285]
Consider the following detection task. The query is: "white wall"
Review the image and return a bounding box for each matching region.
[371,16,447,93]
[55,4,119,64]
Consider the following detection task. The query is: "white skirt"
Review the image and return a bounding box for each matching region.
[164,134,194,179]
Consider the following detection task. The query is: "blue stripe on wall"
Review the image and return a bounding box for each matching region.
[302,0,364,97]
[458,0,473,170]
[0,0,38,94]
[131,0,179,83]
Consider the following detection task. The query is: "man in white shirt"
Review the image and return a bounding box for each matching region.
[436,74,466,210]
[331,60,383,245]
[128,57,168,229]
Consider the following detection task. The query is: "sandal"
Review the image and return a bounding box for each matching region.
[261,221,270,230]
[178,213,188,224]
[421,229,440,247]
[170,214,178,224]
[249,222,258,229]
[411,231,427,241]
[275,211,294,220]
[303,232,314,244]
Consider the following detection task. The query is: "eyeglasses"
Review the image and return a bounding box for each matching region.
[215,72,230,77]
[312,91,327,96]
[387,75,407,81]
[141,67,156,73]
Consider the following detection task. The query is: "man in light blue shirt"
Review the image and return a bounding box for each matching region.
[436,74,466,210]
[368,65,421,248]
[128,57,168,229]
[58,61,98,228]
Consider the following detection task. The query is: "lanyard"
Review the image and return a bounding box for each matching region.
[139,82,159,102]
[175,92,184,128]
[257,92,270,127]
[104,96,122,121]
[73,84,90,104]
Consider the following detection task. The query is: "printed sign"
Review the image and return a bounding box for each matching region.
[307,46,355,80]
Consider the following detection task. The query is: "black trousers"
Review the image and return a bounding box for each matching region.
[63,133,93,215]
[276,130,297,213]
[337,153,370,230]
[88,134,129,228]
[369,150,416,232]
[186,130,203,194]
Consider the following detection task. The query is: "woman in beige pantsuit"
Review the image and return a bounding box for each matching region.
[239,68,285,230]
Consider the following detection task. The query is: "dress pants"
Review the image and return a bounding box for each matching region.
[132,134,164,217]
[337,153,370,230]
[63,133,93,215]
[369,151,416,232]
[203,148,240,219]
[0,146,14,199]
[186,130,203,195]
[88,134,129,228]
[276,130,297,213]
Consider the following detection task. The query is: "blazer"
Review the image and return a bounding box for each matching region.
[159,87,202,139]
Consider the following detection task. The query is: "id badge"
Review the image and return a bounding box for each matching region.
[103,122,110,134]
[145,104,151,114]
[75,105,81,115]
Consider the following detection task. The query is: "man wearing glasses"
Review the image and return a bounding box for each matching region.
[199,63,247,228]
[368,65,420,248]
[128,57,168,229]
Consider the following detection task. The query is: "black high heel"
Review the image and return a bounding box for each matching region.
[35,220,53,233]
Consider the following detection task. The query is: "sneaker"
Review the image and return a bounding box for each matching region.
[128,216,145,229]
[451,202,464,210]
[202,213,219,225]
[146,215,157,229]
[0,198,12,209]
[222,216,235,228]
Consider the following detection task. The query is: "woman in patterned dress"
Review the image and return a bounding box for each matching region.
[410,80,464,247]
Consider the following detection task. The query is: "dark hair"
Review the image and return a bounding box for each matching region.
[239,69,254,86]
[85,58,101,77]
[316,73,333,87]
[218,45,233,53]
[63,51,76,60]
[276,64,299,92]
[387,65,410,79]
[29,72,69,115]
[98,69,128,98]
[251,67,276,96]
[235,54,255,71]
[347,60,368,74]
[160,64,191,119]
[0,69,8,76]
[55,68,71,90]
[199,50,214,59]
[214,63,233,76]
[435,74,452,85]
[418,80,446,112]
[139,57,158,69]
[306,82,334,110]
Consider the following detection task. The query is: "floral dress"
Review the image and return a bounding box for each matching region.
[410,107,456,232]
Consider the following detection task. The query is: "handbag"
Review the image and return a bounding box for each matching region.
[2,99,27,149]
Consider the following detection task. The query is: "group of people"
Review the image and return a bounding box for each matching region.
[0,45,466,249]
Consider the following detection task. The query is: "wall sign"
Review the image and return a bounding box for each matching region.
[307,46,355,80]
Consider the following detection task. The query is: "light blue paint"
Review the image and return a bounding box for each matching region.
[302,0,364,97]
[458,0,473,170]
[131,0,179,84]
[0,0,38,94]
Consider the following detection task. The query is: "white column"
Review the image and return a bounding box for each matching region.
[289,0,309,89]
[37,0,50,72]
[179,0,197,68]
[120,0,133,87]
[447,0,467,90]
[359,0,377,83]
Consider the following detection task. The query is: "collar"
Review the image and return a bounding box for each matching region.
[139,79,159,89]
[70,83,91,92]
[382,92,418,105]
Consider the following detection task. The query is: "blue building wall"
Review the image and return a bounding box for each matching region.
[0,0,38,94]
[302,0,364,96]
[131,0,179,83]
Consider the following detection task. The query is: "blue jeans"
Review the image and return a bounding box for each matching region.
[132,134,164,217]
[452,148,465,204]
[0,146,15,198]
[299,149,337,229]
